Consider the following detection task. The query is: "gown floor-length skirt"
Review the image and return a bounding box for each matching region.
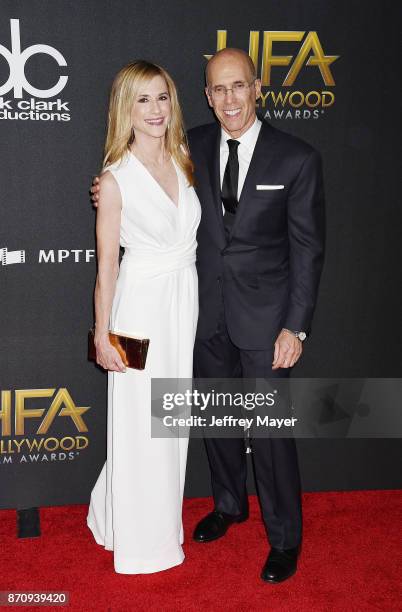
[87,152,201,574]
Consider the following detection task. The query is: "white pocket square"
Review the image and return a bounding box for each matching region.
[256,184,284,190]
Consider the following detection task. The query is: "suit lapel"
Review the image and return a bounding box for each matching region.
[229,121,277,240]
[205,126,226,245]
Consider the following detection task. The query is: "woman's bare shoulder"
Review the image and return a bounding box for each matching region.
[99,169,116,185]
[98,170,122,208]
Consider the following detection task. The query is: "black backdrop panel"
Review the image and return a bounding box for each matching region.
[0,0,401,508]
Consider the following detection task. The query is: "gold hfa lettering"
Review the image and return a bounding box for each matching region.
[0,388,89,435]
[205,30,339,86]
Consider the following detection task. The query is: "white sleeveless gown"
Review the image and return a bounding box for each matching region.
[87,152,200,574]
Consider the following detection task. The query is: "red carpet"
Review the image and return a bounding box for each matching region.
[1,491,401,611]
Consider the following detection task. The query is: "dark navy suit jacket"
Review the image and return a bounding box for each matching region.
[187,120,326,350]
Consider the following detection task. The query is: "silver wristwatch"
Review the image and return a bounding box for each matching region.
[283,328,307,342]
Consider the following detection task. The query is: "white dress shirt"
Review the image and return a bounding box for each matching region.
[220,117,262,211]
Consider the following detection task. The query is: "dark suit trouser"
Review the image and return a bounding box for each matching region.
[194,300,302,550]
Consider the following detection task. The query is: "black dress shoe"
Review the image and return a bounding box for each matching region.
[261,546,299,583]
[193,510,247,543]
[17,507,41,539]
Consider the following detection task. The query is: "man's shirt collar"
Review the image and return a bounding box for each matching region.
[220,116,262,153]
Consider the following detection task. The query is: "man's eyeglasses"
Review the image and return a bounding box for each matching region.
[208,79,256,99]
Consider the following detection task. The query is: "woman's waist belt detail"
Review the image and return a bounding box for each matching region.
[122,245,196,277]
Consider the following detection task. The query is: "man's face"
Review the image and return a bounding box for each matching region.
[205,54,261,138]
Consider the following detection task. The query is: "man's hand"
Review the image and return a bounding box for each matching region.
[90,175,100,207]
[272,329,302,370]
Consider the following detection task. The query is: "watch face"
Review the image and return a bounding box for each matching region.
[298,332,307,341]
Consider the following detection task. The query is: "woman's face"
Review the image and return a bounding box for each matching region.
[131,75,172,141]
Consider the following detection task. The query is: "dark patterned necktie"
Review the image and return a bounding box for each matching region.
[221,139,240,214]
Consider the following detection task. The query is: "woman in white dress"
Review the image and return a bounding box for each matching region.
[87,61,201,574]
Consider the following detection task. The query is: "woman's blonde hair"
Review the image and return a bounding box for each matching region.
[103,60,194,185]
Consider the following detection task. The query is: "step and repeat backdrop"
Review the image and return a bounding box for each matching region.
[1,1,401,508]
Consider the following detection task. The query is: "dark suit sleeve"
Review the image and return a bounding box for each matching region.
[283,149,326,334]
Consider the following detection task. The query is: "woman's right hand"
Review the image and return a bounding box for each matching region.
[94,331,126,372]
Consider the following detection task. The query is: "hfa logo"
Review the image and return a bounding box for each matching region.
[205,30,340,120]
[0,19,70,121]
[0,388,90,464]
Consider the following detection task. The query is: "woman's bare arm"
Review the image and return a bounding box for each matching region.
[94,171,126,372]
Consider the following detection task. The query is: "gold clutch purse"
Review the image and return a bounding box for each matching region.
[88,328,150,370]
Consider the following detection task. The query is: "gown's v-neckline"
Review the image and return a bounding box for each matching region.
[130,151,180,209]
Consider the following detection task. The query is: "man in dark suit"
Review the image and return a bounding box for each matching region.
[188,48,325,583]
